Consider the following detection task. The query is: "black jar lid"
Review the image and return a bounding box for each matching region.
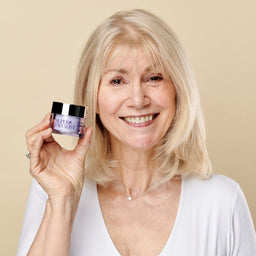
[51,101,85,118]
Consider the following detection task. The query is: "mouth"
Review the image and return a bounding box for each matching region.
[120,113,159,124]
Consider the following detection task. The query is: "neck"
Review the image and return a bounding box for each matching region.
[111,143,160,199]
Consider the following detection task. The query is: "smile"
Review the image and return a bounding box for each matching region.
[120,114,159,124]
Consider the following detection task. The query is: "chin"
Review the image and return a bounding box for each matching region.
[128,137,158,150]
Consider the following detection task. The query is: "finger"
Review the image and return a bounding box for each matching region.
[26,114,52,152]
[43,127,55,143]
[30,133,44,175]
[29,128,53,173]
[73,127,93,162]
[26,126,54,153]
[25,113,51,139]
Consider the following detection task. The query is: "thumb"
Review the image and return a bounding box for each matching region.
[73,127,93,162]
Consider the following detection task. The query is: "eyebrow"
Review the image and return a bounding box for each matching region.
[104,66,157,75]
[104,68,128,75]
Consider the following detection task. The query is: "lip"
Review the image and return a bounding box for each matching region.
[119,113,159,127]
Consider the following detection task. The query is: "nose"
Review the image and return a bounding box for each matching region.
[127,82,150,109]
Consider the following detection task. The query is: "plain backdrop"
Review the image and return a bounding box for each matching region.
[0,0,255,254]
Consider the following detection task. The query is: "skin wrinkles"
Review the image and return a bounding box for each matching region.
[97,47,176,152]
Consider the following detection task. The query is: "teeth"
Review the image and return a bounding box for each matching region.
[123,115,154,124]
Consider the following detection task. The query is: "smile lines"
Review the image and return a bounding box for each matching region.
[121,114,158,124]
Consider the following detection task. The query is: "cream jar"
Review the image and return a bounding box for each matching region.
[50,101,86,137]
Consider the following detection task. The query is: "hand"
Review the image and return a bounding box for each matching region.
[25,113,93,209]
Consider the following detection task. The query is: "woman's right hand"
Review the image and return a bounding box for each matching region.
[25,113,93,214]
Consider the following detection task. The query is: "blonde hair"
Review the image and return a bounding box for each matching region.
[74,9,212,185]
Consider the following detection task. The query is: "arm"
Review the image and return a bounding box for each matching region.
[17,179,46,255]
[27,199,75,256]
[17,180,79,256]
[230,184,256,255]
[18,113,92,255]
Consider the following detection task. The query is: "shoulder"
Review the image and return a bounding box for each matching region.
[183,173,239,194]
[182,174,241,211]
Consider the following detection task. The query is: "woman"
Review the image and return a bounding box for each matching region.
[18,9,256,256]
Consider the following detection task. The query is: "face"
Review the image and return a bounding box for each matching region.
[97,47,176,151]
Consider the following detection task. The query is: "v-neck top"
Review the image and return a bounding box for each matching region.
[17,174,256,255]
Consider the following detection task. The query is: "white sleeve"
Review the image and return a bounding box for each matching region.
[230,184,256,255]
[17,179,48,256]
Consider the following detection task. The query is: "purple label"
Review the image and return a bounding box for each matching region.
[54,114,80,133]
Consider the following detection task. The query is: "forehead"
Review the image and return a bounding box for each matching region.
[103,45,164,73]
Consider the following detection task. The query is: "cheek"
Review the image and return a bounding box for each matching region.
[167,94,176,112]
[97,92,120,121]
[155,87,176,111]
[165,85,176,110]
[97,88,110,116]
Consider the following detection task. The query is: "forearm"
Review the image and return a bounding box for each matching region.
[27,199,76,256]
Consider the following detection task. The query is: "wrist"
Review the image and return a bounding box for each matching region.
[46,197,79,224]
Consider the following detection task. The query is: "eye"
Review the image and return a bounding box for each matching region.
[110,78,124,86]
[150,75,163,82]
[112,79,122,85]
[145,73,163,84]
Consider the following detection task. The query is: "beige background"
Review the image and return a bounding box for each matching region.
[1,0,255,254]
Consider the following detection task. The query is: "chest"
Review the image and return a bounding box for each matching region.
[98,187,181,256]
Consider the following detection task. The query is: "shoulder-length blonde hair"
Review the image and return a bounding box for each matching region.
[74,9,212,185]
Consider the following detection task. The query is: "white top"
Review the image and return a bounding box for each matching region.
[17,174,256,255]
